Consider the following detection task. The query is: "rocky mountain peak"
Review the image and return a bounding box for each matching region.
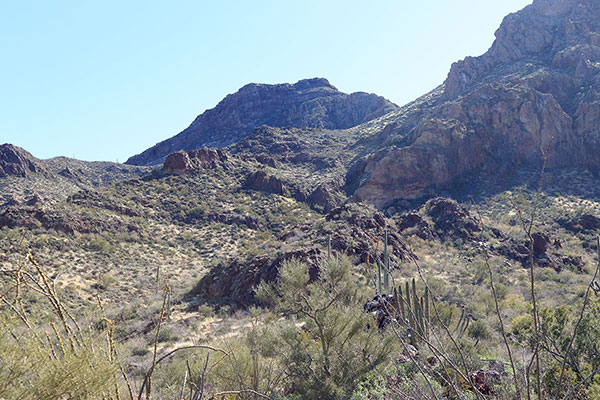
[0,143,48,178]
[238,78,336,93]
[444,0,600,99]
[126,78,398,166]
[344,0,600,209]
[292,77,336,90]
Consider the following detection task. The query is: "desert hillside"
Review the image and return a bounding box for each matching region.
[2,0,600,399]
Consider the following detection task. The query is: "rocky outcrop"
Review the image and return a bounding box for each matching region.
[187,248,322,309]
[0,144,49,178]
[559,213,600,232]
[244,171,287,195]
[229,126,342,171]
[424,198,481,240]
[306,182,345,213]
[350,84,575,207]
[163,148,231,175]
[126,78,398,166]
[499,231,584,272]
[395,212,436,240]
[393,198,481,241]
[347,0,600,208]
[187,202,410,309]
[0,205,136,234]
[325,203,410,264]
[58,167,79,180]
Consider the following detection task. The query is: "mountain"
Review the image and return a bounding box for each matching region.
[0,143,151,208]
[346,0,600,209]
[125,78,398,166]
[128,1,600,210]
[5,1,600,397]
[0,143,50,178]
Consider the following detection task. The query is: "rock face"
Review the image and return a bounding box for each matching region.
[188,248,323,309]
[0,144,48,178]
[243,171,287,195]
[126,78,398,166]
[348,0,600,208]
[163,148,231,174]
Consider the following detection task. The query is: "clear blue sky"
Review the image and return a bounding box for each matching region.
[1,0,532,162]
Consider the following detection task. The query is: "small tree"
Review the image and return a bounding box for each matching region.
[256,256,395,400]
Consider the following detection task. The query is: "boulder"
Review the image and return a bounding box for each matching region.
[424,198,481,240]
[244,171,287,195]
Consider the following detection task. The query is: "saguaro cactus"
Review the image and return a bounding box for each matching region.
[394,278,430,345]
[376,231,391,294]
[383,231,390,292]
[394,279,474,345]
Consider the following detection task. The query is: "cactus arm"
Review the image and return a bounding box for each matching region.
[383,231,390,292]
[377,262,382,294]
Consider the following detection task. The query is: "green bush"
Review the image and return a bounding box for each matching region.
[0,314,120,400]
[86,236,111,252]
[255,256,396,400]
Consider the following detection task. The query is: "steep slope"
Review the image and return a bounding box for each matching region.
[125,78,398,166]
[346,0,600,209]
[0,143,50,178]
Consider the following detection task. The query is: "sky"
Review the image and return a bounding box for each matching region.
[1,0,533,162]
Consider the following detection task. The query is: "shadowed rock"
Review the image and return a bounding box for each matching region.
[163,148,231,175]
[0,144,49,178]
[244,171,287,195]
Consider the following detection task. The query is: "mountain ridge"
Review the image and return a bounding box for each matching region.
[125,78,398,166]
[345,0,600,209]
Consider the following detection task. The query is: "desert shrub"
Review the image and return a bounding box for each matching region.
[255,256,396,400]
[350,372,388,400]
[97,273,117,290]
[196,304,214,318]
[542,363,586,399]
[467,320,491,345]
[573,298,600,373]
[156,326,180,343]
[86,235,111,252]
[0,255,123,400]
[0,315,119,400]
[511,313,534,338]
[203,309,286,398]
